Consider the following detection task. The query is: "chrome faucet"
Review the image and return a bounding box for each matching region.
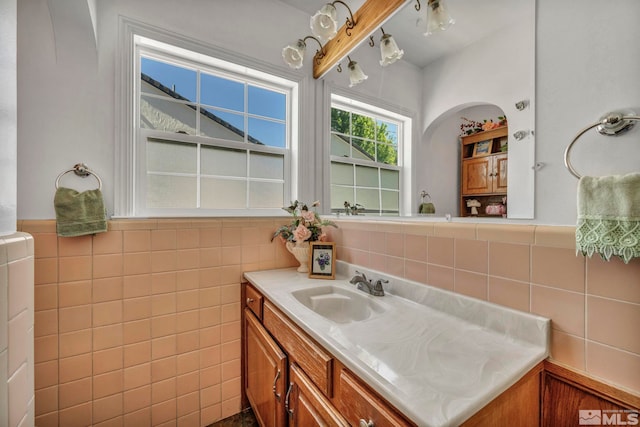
[349,271,387,297]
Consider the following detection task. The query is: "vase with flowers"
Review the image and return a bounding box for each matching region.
[271,200,337,272]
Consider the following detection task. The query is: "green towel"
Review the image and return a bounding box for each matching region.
[576,173,640,264]
[54,187,107,237]
[419,202,435,214]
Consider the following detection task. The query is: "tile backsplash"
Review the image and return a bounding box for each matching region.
[1,232,35,427]
[19,218,296,427]
[18,217,640,426]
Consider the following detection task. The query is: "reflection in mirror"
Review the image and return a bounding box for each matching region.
[382,0,536,219]
[279,0,535,219]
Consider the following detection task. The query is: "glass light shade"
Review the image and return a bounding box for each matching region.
[310,4,338,41]
[348,60,368,87]
[282,40,306,69]
[424,0,455,36]
[379,33,404,66]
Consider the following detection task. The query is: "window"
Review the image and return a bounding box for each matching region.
[122,33,299,216]
[330,95,410,216]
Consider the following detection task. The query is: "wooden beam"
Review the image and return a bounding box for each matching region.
[312,0,409,79]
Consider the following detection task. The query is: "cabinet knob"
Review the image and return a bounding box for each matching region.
[359,420,374,427]
[246,297,254,304]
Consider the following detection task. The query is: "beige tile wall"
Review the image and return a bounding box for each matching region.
[327,220,640,396]
[19,219,295,427]
[1,232,35,427]
[21,218,640,426]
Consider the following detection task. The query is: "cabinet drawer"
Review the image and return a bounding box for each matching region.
[263,301,333,397]
[336,368,413,427]
[245,284,263,319]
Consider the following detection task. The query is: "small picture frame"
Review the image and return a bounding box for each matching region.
[309,242,336,279]
[473,140,493,157]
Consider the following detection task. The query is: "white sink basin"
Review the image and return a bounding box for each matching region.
[291,285,386,324]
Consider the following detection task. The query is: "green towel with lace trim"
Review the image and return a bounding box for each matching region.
[54,187,107,237]
[576,173,640,264]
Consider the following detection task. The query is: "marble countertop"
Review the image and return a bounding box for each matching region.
[243,261,550,427]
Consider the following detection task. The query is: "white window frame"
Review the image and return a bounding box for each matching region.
[326,91,413,216]
[115,18,302,217]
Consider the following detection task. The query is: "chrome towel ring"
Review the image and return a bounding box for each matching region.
[564,110,640,179]
[55,163,102,190]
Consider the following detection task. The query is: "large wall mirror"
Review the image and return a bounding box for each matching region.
[384,0,536,219]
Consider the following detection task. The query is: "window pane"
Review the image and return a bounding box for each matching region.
[352,138,375,161]
[331,108,350,134]
[147,140,196,173]
[200,108,244,141]
[250,152,284,179]
[331,134,351,157]
[201,178,246,208]
[381,190,399,212]
[380,169,399,189]
[330,185,354,210]
[376,142,398,165]
[249,181,283,208]
[147,175,197,208]
[200,73,244,112]
[248,86,285,120]
[351,113,376,139]
[378,120,398,145]
[331,162,353,185]
[201,146,247,177]
[248,118,285,148]
[356,188,379,211]
[141,96,196,134]
[141,57,197,102]
[355,165,378,187]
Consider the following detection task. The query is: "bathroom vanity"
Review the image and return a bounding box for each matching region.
[242,263,550,426]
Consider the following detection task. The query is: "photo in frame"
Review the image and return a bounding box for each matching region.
[308,242,336,279]
[472,140,493,157]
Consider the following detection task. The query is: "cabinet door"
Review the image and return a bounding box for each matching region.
[245,308,288,427]
[493,154,508,193]
[462,157,492,195]
[336,369,412,427]
[287,363,349,427]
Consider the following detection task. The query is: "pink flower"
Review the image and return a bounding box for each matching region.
[293,224,312,242]
[301,209,316,223]
[318,232,327,242]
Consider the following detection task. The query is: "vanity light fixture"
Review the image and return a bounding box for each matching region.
[513,130,530,141]
[424,0,455,36]
[347,56,368,87]
[282,36,326,69]
[379,28,404,66]
[310,1,356,42]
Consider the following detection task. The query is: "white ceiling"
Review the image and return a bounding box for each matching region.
[277,0,531,68]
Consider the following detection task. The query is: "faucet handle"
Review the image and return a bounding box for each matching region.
[355,270,368,282]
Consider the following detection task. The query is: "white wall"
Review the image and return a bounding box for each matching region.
[535,0,640,225]
[14,0,640,226]
[0,0,17,235]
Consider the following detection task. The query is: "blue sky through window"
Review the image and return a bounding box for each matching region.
[141,56,286,147]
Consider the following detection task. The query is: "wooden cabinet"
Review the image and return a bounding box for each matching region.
[336,368,410,427]
[287,363,349,427]
[542,361,640,427]
[244,308,288,427]
[242,283,415,427]
[461,153,507,195]
[460,126,508,217]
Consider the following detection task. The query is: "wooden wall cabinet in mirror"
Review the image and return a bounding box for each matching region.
[460,126,508,217]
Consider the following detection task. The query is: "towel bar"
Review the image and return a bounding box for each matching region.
[564,110,640,179]
[55,163,102,190]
